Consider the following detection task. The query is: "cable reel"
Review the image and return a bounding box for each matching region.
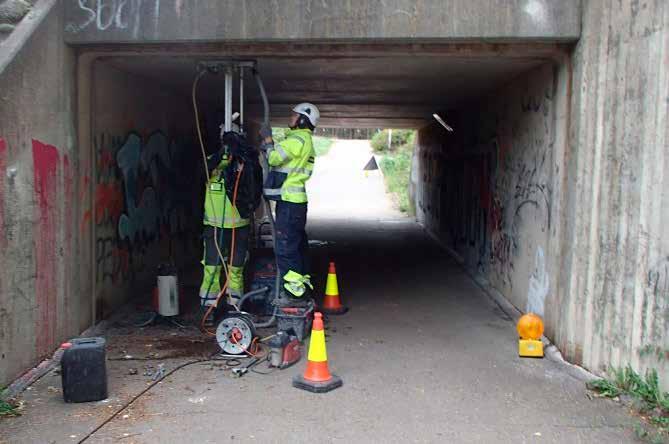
[215,314,257,355]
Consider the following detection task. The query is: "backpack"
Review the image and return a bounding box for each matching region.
[222,132,263,219]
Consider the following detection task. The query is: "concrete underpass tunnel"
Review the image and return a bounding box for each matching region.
[7,1,669,438]
[84,44,566,327]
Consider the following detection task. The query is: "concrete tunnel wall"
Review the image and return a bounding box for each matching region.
[88,60,203,320]
[0,1,210,385]
[414,61,567,330]
[0,0,78,386]
[414,0,669,386]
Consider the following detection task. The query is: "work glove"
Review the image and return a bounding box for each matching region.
[260,141,274,153]
[259,124,273,140]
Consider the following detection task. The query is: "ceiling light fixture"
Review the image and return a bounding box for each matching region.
[433,113,453,132]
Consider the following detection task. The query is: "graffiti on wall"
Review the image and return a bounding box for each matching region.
[420,80,554,299]
[93,133,127,285]
[90,131,199,287]
[0,139,76,358]
[527,246,549,316]
[66,0,161,37]
[32,140,60,357]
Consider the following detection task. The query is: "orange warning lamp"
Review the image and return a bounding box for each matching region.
[517,313,544,358]
[517,313,544,339]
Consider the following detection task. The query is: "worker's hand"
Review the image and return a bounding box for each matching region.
[259,124,273,140]
[260,141,274,153]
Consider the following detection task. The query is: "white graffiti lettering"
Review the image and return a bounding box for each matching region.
[526,246,549,316]
[77,0,96,30]
[66,0,160,36]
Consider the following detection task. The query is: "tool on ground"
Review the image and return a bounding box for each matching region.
[268,331,301,369]
[322,262,348,315]
[517,313,544,358]
[232,355,267,377]
[293,312,342,393]
[276,301,315,341]
[151,363,166,381]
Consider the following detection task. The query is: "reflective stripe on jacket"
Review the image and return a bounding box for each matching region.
[204,156,250,229]
[264,128,315,204]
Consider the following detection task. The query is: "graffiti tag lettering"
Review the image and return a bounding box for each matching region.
[66,0,161,37]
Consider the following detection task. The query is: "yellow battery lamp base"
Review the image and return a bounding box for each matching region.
[519,339,544,358]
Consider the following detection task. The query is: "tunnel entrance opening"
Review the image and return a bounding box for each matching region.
[80,42,569,353]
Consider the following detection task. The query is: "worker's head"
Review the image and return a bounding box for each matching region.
[290,103,320,130]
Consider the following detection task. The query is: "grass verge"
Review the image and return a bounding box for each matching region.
[0,396,23,418]
[587,366,668,442]
[379,143,414,215]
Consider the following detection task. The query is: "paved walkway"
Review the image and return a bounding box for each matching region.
[1,140,635,443]
[308,139,400,220]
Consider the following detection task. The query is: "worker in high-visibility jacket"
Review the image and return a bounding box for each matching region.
[260,103,320,306]
[200,148,249,323]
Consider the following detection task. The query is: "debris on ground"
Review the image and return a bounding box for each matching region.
[151,364,165,381]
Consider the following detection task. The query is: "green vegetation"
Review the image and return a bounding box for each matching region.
[312,136,334,157]
[0,396,22,418]
[587,366,669,441]
[372,129,416,214]
[271,128,333,157]
[371,129,415,153]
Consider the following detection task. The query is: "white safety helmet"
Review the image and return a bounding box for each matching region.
[292,102,320,127]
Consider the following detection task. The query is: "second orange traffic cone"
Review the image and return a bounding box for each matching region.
[322,262,348,315]
[292,312,343,393]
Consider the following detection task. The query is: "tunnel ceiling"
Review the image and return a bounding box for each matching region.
[104,51,550,128]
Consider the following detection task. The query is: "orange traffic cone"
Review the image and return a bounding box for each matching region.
[322,262,348,315]
[292,312,343,393]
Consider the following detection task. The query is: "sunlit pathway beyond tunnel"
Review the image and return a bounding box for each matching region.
[307,139,402,221]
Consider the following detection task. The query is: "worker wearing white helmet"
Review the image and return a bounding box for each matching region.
[260,102,320,306]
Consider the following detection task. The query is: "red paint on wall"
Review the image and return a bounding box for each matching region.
[81,210,92,233]
[32,140,59,358]
[97,150,114,171]
[94,183,124,225]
